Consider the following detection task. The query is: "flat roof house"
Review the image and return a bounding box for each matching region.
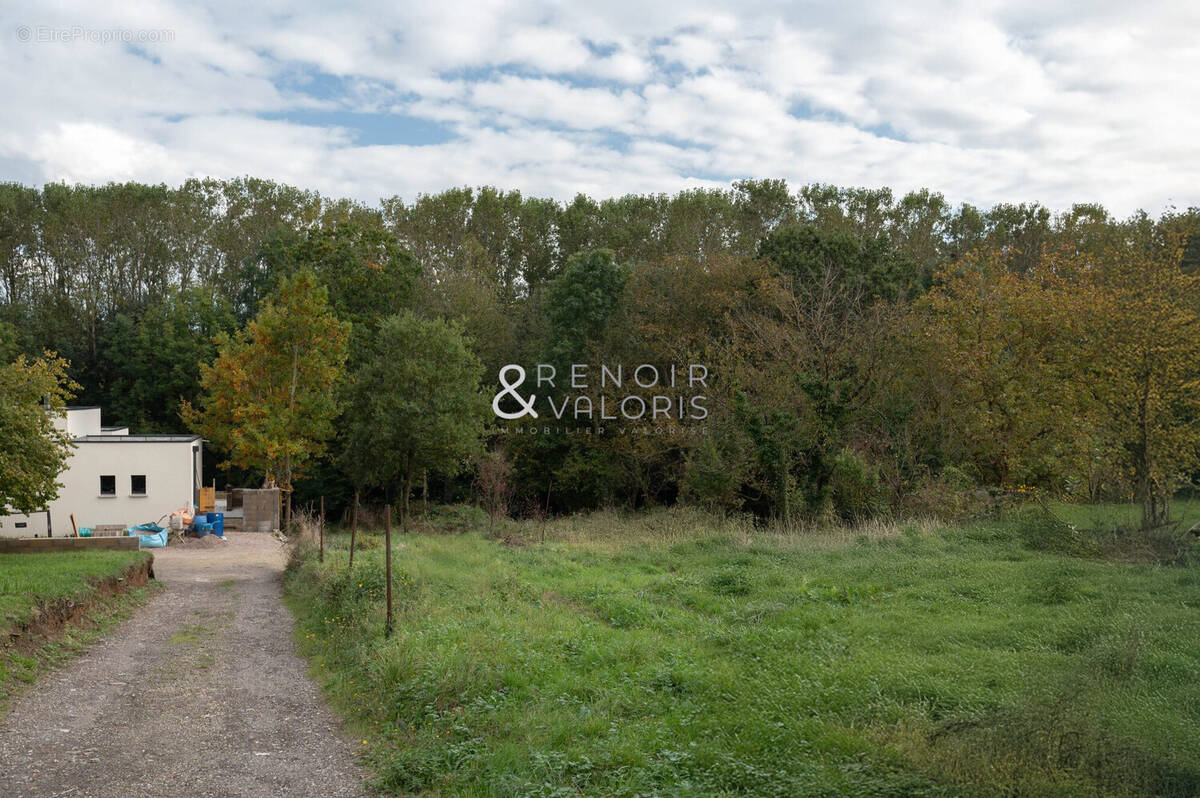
[0,406,202,538]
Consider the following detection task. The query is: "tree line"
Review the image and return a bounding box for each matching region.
[2,177,1198,529]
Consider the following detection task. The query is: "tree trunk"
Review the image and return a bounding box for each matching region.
[1135,372,1168,530]
[402,451,414,534]
[348,489,358,571]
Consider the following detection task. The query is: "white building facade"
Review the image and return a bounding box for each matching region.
[0,407,202,538]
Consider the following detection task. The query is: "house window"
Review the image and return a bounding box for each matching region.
[15,522,26,528]
[99,475,116,496]
[131,475,147,496]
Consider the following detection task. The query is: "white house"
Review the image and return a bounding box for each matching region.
[0,406,202,538]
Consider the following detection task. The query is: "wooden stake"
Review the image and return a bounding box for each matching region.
[348,489,358,571]
[70,513,79,538]
[318,495,325,563]
[384,504,393,638]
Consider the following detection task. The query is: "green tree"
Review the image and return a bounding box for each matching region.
[543,249,629,363]
[341,311,486,528]
[100,286,237,432]
[758,222,925,302]
[182,271,349,526]
[0,352,78,514]
[509,250,629,509]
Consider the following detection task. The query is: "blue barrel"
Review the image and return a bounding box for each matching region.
[206,512,225,537]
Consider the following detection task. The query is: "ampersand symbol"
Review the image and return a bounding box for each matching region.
[492,364,538,419]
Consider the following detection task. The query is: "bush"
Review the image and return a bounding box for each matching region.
[899,466,990,521]
[682,433,749,513]
[421,504,489,534]
[828,450,887,523]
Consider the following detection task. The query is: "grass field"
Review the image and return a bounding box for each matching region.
[1052,499,1200,533]
[0,550,158,707]
[285,507,1200,797]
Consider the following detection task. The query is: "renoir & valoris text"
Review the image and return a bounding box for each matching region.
[492,363,709,422]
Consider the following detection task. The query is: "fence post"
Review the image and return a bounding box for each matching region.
[349,489,358,571]
[384,504,393,638]
[319,495,325,563]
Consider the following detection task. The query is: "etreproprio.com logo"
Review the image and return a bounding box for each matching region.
[491,363,709,435]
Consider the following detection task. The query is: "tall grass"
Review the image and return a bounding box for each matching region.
[287,507,1200,797]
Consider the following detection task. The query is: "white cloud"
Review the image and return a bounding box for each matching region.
[0,1,1197,215]
[469,76,643,130]
[32,123,173,184]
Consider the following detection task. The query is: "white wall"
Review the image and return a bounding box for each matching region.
[62,407,102,437]
[0,438,201,538]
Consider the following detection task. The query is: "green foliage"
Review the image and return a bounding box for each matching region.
[758,222,926,301]
[828,449,888,523]
[0,351,78,513]
[1014,507,1095,555]
[4,176,1200,528]
[255,215,422,364]
[100,286,237,432]
[681,431,751,512]
[340,311,486,518]
[0,321,21,363]
[542,249,629,364]
[507,250,631,510]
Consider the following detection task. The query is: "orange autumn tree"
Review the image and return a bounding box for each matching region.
[183,270,349,528]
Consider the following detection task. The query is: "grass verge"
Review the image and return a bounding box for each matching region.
[286,507,1200,797]
[0,550,160,712]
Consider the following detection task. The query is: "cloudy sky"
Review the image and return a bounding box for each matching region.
[2,1,1197,214]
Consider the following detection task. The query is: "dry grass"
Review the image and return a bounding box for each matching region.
[527,505,942,552]
[289,508,323,548]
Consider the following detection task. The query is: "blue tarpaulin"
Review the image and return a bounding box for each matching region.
[127,523,168,548]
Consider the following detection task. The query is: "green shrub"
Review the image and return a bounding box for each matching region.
[828,449,887,523]
[682,433,749,512]
[899,466,990,521]
[423,504,489,534]
[351,533,382,550]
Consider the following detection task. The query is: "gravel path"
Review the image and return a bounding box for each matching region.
[0,534,368,797]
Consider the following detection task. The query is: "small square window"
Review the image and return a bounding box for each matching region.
[131,475,147,495]
[99,475,116,496]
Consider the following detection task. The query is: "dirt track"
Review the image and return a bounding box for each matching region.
[0,534,367,797]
